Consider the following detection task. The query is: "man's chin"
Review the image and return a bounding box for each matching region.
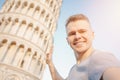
[74,48,86,53]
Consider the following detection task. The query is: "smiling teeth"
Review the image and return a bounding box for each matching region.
[74,42,84,45]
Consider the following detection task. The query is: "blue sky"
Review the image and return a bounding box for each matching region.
[0,0,120,80]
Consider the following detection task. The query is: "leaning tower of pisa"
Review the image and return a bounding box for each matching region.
[0,0,62,80]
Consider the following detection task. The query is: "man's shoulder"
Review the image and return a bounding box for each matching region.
[92,49,113,55]
[91,49,116,60]
[90,49,120,66]
[88,49,120,80]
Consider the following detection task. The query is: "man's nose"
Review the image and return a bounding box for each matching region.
[75,32,82,39]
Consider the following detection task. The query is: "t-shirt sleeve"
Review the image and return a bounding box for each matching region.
[88,51,120,80]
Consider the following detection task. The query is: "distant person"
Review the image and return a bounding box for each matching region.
[46,14,120,80]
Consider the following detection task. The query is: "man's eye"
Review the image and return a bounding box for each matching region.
[68,32,75,36]
[79,30,86,33]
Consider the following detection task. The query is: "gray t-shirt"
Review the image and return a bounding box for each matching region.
[67,50,120,80]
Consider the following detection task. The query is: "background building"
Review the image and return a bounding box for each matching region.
[0,0,62,80]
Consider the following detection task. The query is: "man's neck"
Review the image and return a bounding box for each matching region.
[76,47,94,64]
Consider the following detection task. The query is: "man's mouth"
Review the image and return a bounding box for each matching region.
[73,41,85,46]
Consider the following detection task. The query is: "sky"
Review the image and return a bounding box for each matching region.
[0,0,120,80]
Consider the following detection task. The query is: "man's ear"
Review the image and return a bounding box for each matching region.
[92,31,95,39]
[66,37,69,45]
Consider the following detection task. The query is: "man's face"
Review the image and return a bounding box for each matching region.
[66,20,94,53]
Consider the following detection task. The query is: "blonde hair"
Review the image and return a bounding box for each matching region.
[65,14,90,27]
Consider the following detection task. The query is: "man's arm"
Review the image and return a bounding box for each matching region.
[46,46,65,80]
[47,61,64,80]
[102,67,120,80]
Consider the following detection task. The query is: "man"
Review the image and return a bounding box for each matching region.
[46,14,120,80]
